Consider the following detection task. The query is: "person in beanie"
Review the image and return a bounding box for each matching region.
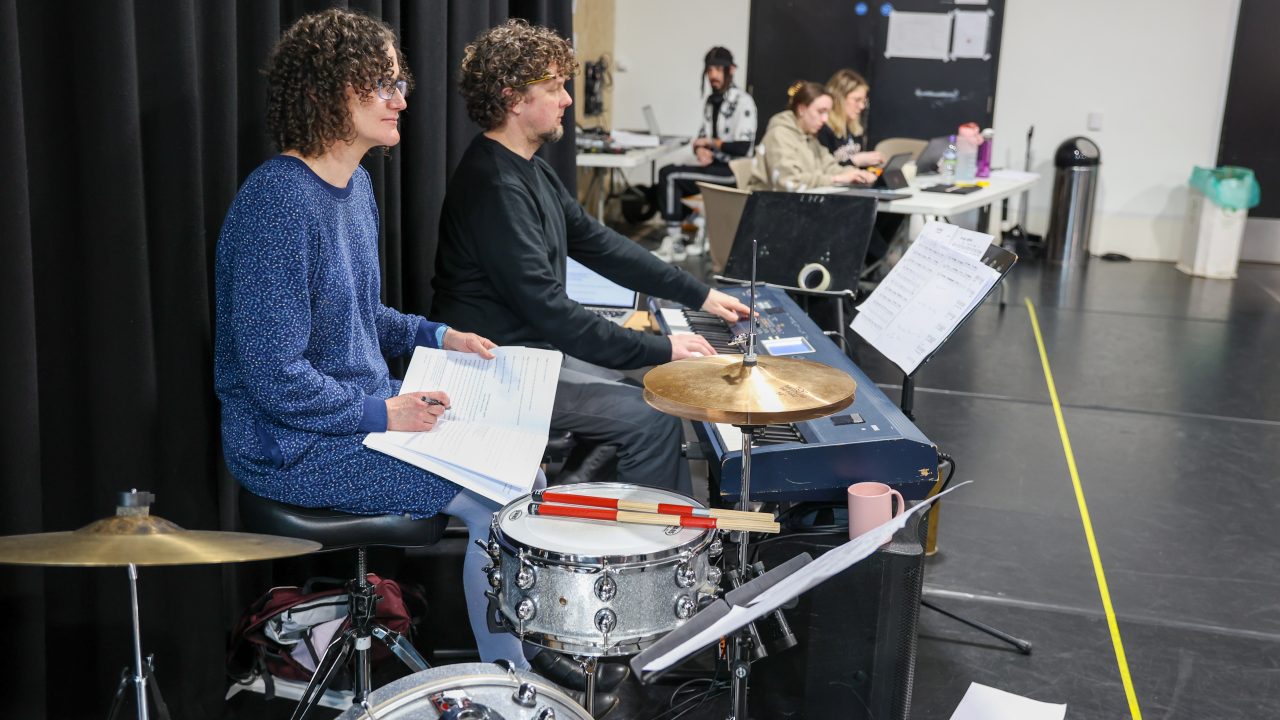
[652,47,757,262]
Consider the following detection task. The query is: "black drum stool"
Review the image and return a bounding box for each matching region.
[239,489,448,720]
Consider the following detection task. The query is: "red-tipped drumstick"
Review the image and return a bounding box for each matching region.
[532,490,773,523]
[527,502,780,534]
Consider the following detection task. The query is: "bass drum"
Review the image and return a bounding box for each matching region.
[334,662,591,719]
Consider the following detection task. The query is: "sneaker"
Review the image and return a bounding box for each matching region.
[651,235,677,262]
[671,240,688,262]
[684,238,704,257]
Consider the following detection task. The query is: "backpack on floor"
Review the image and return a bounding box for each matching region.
[227,575,416,688]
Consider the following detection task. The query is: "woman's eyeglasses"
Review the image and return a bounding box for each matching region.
[377,78,409,101]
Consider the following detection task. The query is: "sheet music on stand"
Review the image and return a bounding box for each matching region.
[851,221,1017,376]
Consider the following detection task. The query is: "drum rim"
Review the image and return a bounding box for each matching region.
[336,662,591,719]
[492,482,716,565]
[502,623,671,658]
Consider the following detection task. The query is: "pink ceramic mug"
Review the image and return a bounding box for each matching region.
[847,482,905,540]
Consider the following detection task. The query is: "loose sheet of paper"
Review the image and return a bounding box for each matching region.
[951,10,991,60]
[949,683,1066,720]
[364,346,562,504]
[641,483,969,673]
[885,11,953,61]
[851,222,1001,375]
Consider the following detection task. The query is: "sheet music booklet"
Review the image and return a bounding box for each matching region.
[851,221,1016,375]
[364,346,562,504]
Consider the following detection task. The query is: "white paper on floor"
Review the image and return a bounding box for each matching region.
[949,682,1067,720]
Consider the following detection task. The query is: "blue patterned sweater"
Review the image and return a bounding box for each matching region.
[214,156,446,503]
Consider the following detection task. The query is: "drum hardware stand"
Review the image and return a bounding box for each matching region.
[291,548,431,720]
[725,247,762,720]
[105,563,171,720]
[574,656,599,716]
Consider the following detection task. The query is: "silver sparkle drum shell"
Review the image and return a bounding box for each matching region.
[334,662,590,719]
[487,482,720,657]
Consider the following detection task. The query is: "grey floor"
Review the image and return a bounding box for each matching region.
[625,254,1280,719]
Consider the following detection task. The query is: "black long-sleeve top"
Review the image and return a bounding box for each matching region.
[433,134,710,370]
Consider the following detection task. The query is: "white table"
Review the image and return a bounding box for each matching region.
[808,169,1040,242]
[576,141,690,221]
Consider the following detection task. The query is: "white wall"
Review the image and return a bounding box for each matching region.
[993,0,1241,260]
[611,0,751,137]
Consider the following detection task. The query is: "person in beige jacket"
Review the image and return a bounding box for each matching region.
[748,81,876,191]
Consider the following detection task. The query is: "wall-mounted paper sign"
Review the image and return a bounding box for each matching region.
[951,10,992,60]
[885,11,953,61]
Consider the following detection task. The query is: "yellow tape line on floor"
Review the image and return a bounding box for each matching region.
[1025,297,1143,720]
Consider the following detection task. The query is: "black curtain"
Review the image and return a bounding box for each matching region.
[0,0,574,717]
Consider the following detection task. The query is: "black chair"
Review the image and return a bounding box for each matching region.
[238,488,449,720]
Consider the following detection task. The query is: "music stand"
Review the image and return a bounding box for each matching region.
[850,230,1031,654]
[723,192,876,346]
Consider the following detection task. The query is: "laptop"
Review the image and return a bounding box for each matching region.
[564,257,639,326]
[914,136,950,176]
[642,105,690,144]
[838,152,914,199]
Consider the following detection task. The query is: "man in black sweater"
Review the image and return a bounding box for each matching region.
[433,20,749,497]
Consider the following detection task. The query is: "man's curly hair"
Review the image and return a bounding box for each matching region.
[459,19,579,131]
[265,9,414,157]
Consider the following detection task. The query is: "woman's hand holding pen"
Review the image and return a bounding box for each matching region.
[386,391,451,432]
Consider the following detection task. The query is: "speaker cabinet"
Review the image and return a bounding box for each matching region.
[752,516,925,719]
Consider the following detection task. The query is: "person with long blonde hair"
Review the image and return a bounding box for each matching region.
[748,80,876,191]
[818,69,884,168]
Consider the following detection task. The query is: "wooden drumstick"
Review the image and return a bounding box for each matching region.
[528,502,780,534]
[533,490,774,523]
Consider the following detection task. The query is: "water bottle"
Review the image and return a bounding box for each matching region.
[940,135,958,184]
[977,128,994,178]
[955,123,980,182]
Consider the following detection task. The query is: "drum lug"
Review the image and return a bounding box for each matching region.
[703,565,723,590]
[516,552,537,590]
[516,597,537,637]
[513,681,538,707]
[674,560,697,588]
[675,594,696,620]
[487,566,503,589]
[594,572,618,602]
[533,707,558,720]
[709,536,724,558]
[594,607,617,641]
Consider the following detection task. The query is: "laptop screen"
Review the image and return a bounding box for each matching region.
[565,258,638,309]
[642,105,661,137]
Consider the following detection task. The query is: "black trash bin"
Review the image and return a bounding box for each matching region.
[1045,137,1101,263]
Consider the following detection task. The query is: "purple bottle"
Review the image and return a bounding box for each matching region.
[976,128,994,178]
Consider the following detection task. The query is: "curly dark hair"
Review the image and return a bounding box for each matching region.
[265,8,414,157]
[459,19,579,131]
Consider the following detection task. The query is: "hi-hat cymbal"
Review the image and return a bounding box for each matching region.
[0,513,320,567]
[643,354,856,425]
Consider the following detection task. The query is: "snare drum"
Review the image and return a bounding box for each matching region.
[485,482,723,657]
[334,662,591,719]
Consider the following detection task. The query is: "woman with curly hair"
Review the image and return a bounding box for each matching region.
[748,80,877,191]
[213,8,537,672]
[818,69,885,168]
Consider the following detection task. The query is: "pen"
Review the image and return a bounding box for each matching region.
[421,396,446,407]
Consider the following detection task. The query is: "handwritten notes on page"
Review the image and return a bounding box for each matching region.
[851,221,1003,375]
[364,346,562,504]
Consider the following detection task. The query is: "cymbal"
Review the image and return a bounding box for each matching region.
[643,354,856,425]
[0,513,321,567]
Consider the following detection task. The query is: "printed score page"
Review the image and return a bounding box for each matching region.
[851,222,1001,375]
[364,346,562,504]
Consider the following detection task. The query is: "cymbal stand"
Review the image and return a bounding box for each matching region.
[106,563,170,720]
[726,242,761,720]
